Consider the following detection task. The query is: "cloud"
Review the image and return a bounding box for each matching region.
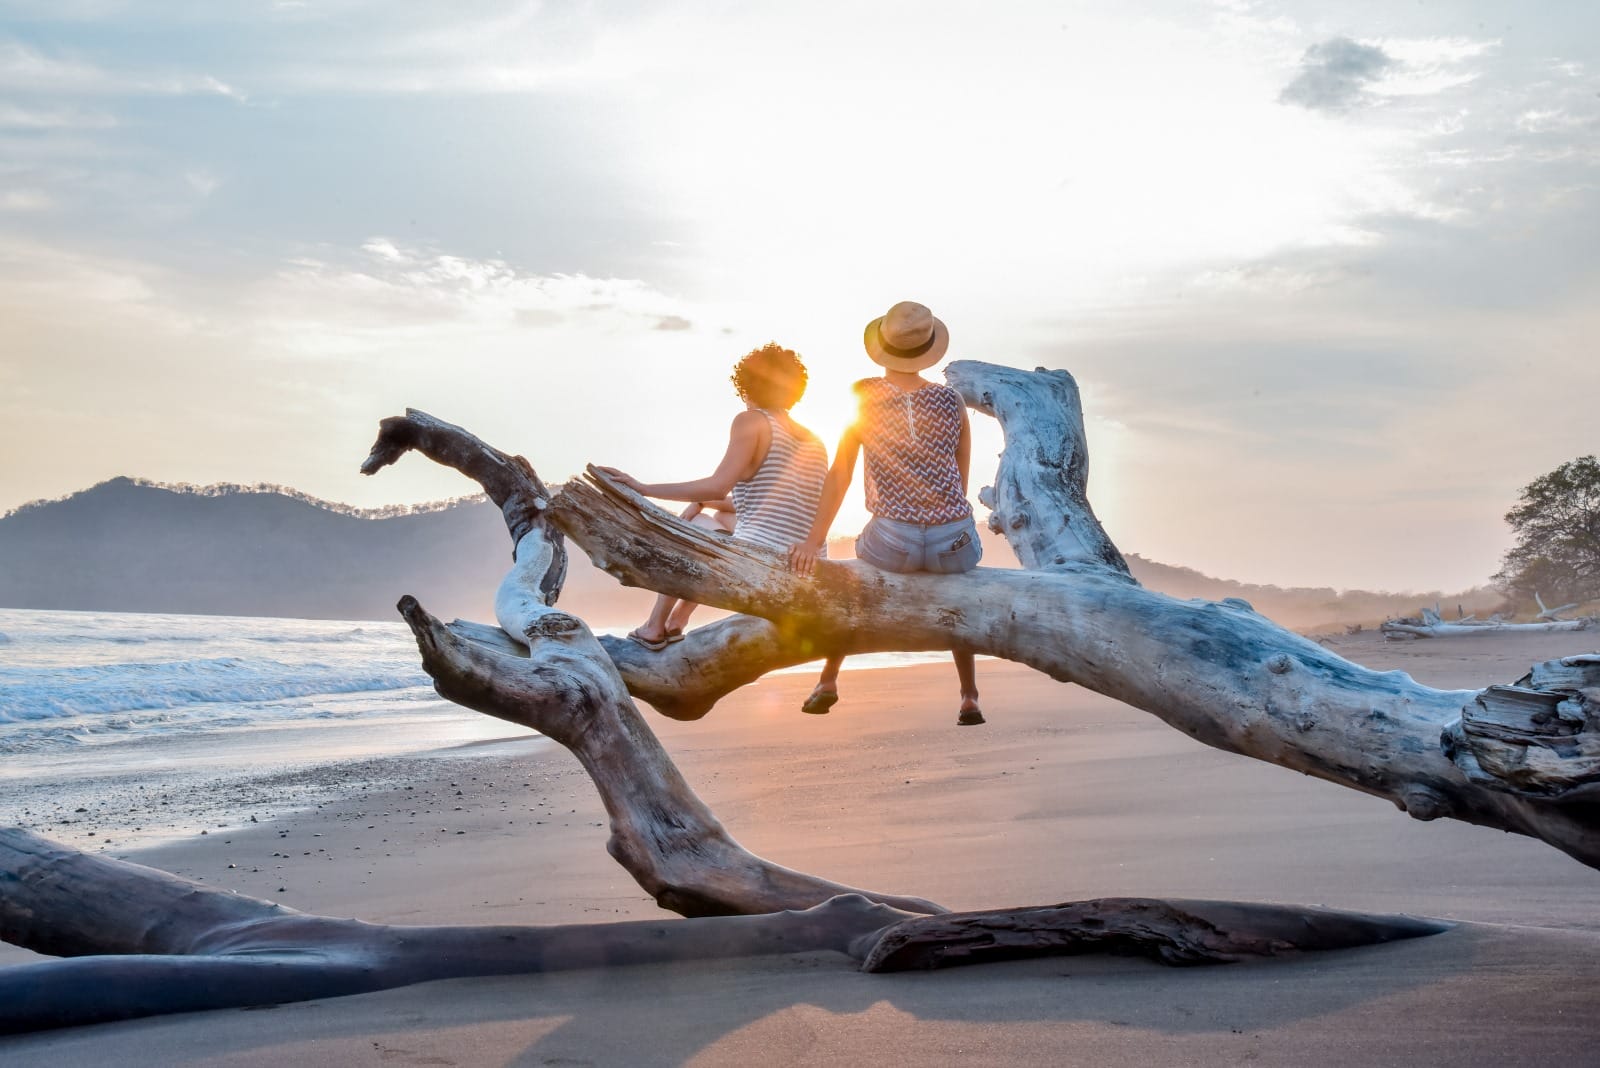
[1279,37,1396,111]
[197,74,248,103]
[1516,108,1594,134]
[254,239,698,342]
[0,189,53,212]
[0,37,247,98]
[0,38,112,92]
[0,101,115,128]
[0,232,726,522]
[514,307,564,328]
[183,170,220,197]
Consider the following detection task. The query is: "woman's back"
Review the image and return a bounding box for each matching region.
[854,378,971,525]
[732,411,828,551]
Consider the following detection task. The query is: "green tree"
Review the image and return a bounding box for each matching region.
[1495,455,1600,605]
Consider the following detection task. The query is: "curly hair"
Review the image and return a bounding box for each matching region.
[730,342,808,411]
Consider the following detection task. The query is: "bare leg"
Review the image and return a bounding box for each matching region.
[954,651,983,725]
[633,508,728,644]
[632,594,678,643]
[664,598,699,634]
[817,655,843,691]
[803,654,844,715]
[659,511,734,638]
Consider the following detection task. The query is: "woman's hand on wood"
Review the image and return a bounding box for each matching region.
[595,466,644,494]
[787,539,825,576]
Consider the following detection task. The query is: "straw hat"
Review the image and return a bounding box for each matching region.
[863,301,949,372]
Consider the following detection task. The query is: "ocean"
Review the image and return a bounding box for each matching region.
[0,607,950,851]
[0,607,535,850]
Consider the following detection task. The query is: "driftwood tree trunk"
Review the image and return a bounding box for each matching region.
[1382,618,1592,639]
[0,826,1444,1034]
[1381,605,1594,640]
[1,360,1590,1032]
[346,364,1599,870]
[487,363,1598,869]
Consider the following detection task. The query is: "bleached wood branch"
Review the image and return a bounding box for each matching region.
[1445,654,1600,802]
[398,593,943,918]
[943,361,1128,573]
[1381,618,1592,639]
[1536,592,1581,622]
[554,467,1600,865]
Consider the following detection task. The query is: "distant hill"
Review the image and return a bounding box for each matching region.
[961,525,1501,632]
[0,479,1500,632]
[0,478,651,627]
[1118,552,1504,633]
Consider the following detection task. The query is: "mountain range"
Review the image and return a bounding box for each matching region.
[0,479,1503,632]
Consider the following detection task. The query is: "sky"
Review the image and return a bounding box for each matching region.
[1,0,1596,592]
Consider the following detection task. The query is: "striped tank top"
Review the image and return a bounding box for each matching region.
[855,378,972,525]
[731,411,830,552]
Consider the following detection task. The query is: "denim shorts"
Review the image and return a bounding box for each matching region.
[855,515,982,575]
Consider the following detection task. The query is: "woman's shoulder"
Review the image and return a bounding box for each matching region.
[728,408,773,442]
[852,377,886,396]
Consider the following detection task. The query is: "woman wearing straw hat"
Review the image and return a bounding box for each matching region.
[787,301,985,726]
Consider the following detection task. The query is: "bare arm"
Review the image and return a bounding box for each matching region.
[598,412,766,503]
[787,427,861,576]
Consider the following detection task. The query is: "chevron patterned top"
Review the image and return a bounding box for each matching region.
[854,378,972,525]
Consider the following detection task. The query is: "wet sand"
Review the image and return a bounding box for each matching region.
[4,628,1600,1065]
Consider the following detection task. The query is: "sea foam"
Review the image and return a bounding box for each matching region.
[0,608,433,752]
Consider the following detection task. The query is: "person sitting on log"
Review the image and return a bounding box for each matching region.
[787,301,985,725]
[600,342,830,650]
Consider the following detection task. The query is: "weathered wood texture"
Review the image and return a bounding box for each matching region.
[857,898,1448,971]
[1444,654,1600,801]
[944,361,1129,574]
[396,591,942,920]
[1382,617,1593,639]
[0,827,1445,1034]
[1537,593,1583,621]
[361,408,558,564]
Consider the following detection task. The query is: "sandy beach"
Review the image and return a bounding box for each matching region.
[5,628,1600,1065]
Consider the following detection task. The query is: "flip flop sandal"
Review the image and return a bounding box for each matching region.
[663,629,686,644]
[801,688,839,716]
[626,630,672,652]
[957,706,986,726]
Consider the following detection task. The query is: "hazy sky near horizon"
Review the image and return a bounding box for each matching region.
[1,0,1596,592]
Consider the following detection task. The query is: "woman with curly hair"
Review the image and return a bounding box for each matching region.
[599,343,828,650]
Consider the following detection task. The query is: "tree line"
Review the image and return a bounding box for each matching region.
[1497,455,1600,607]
